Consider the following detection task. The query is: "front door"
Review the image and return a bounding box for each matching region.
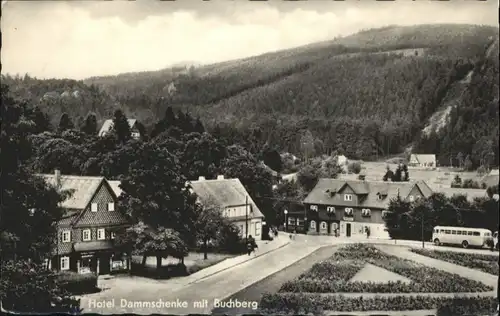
[346,223,351,237]
[99,254,111,275]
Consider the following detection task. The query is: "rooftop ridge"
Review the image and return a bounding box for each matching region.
[38,174,105,180]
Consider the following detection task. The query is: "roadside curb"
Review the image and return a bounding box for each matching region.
[187,240,291,285]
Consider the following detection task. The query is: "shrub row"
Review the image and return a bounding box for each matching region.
[130,263,188,279]
[56,271,98,295]
[411,248,499,276]
[279,244,492,293]
[259,293,498,315]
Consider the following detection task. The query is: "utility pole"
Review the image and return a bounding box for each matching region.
[245,195,249,243]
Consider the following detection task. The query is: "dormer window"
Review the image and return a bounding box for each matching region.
[344,208,354,216]
[362,209,371,217]
[310,205,318,211]
[326,206,336,214]
[344,194,353,201]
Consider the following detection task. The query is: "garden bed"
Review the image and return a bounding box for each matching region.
[259,293,498,315]
[411,248,499,276]
[279,244,492,293]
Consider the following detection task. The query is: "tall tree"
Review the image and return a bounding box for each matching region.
[194,118,205,134]
[81,112,98,136]
[0,84,79,313]
[57,113,74,133]
[112,109,131,143]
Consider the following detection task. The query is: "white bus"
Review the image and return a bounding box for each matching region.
[432,226,494,249]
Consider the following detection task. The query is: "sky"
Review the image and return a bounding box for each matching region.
[2,0,498,80]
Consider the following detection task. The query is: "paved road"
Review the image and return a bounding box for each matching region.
[211,245,338,315]
[81,240,321,314]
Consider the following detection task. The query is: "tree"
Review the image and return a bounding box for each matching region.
[0,84,79,312]
[456,152,464,169]
[347,162,362,174]
[27,106,52,134]
[194,200,226,260]
[194,118,205,134]
[57,113,74,133]
[451,175,462,188]
[81,112,98,136]
[402,164,410,181]
[117,142,198,246]
[261,146,283,173]
[383,197,412,240]
[383,166,394,182]
[112,109,131,143]
[297,164,320,192]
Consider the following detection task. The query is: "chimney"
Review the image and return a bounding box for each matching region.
[217,175,224,180]
[198,176,205,181]
[54,169,61,188]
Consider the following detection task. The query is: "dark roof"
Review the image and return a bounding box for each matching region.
[189,178,264,219]
[303,179,433,209]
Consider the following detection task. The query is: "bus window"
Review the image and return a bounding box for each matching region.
[457,231,462,235]
[445,230,451,234]
[462,231,467,235]
[451,230,456,234]
[467,231,473,236]
[484,232,490,237]
[473,232,480,236]
[433,229,437,233]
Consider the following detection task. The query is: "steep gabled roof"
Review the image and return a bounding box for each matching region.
[98,119,137,136]
[38,174,105,210]
[108,180,123,197]
[303,179,433,209]
[189,178,264,219]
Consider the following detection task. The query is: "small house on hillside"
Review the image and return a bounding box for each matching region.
[189,175,264,239]
[98,119,141,139]
[409,154,436,168]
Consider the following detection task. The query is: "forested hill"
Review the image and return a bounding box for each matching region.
[3,24,499,169]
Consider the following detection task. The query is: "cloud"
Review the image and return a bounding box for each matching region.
[1,1,497,79]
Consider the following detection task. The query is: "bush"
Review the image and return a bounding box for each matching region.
[57,270,98,295]
[260,293,497,314]
[348,162,362,174]
[130,262,188,279]
[411,249,499,275]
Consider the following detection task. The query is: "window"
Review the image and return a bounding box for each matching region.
[255,222,261,236]
[288,217,296,225]
[82,229,91,241]
[62,230,71,242]
[42,259,49,270]
[60,256,70,270]
[409,195,414,202]
[327,206,336,214]
[108,202,115,211]
[310,220,316,229]
[97,228,105,240]
[457,231,462,235]
[451,230,456,234]
[320,222,327,229]
[467,231,473,236]
[473,232,480,236]
[297,218,304,226]
[344,194,353,201]
[344,208,353,216]
[310,205,318,211]
[91,203,98,212]
[111,232,116,239]
[462,231,467,235]
[362,209,371,217]
[484,232,491,237]
[131,132,140,138]
[444,230,451,234]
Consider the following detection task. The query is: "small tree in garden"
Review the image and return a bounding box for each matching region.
[347,162,362,174]
[194,200,226,260]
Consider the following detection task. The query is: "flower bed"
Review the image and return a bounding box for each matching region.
[278,244,492,293]
[259,293,498,314]
[411,248,499,276]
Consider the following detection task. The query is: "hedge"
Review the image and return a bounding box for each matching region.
[411,248,499,276]
[260,293,498,314]
[57,271,98,295]
[130,263,189,279]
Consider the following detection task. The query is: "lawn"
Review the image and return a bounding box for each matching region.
[411,248,499,276]
[279,244,492,293]
[131,252,235,278]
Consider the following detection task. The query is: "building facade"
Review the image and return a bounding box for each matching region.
[189,175,264,239]
[409,154,436,168]
[300,179,434,238]
[40,171,130,275]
